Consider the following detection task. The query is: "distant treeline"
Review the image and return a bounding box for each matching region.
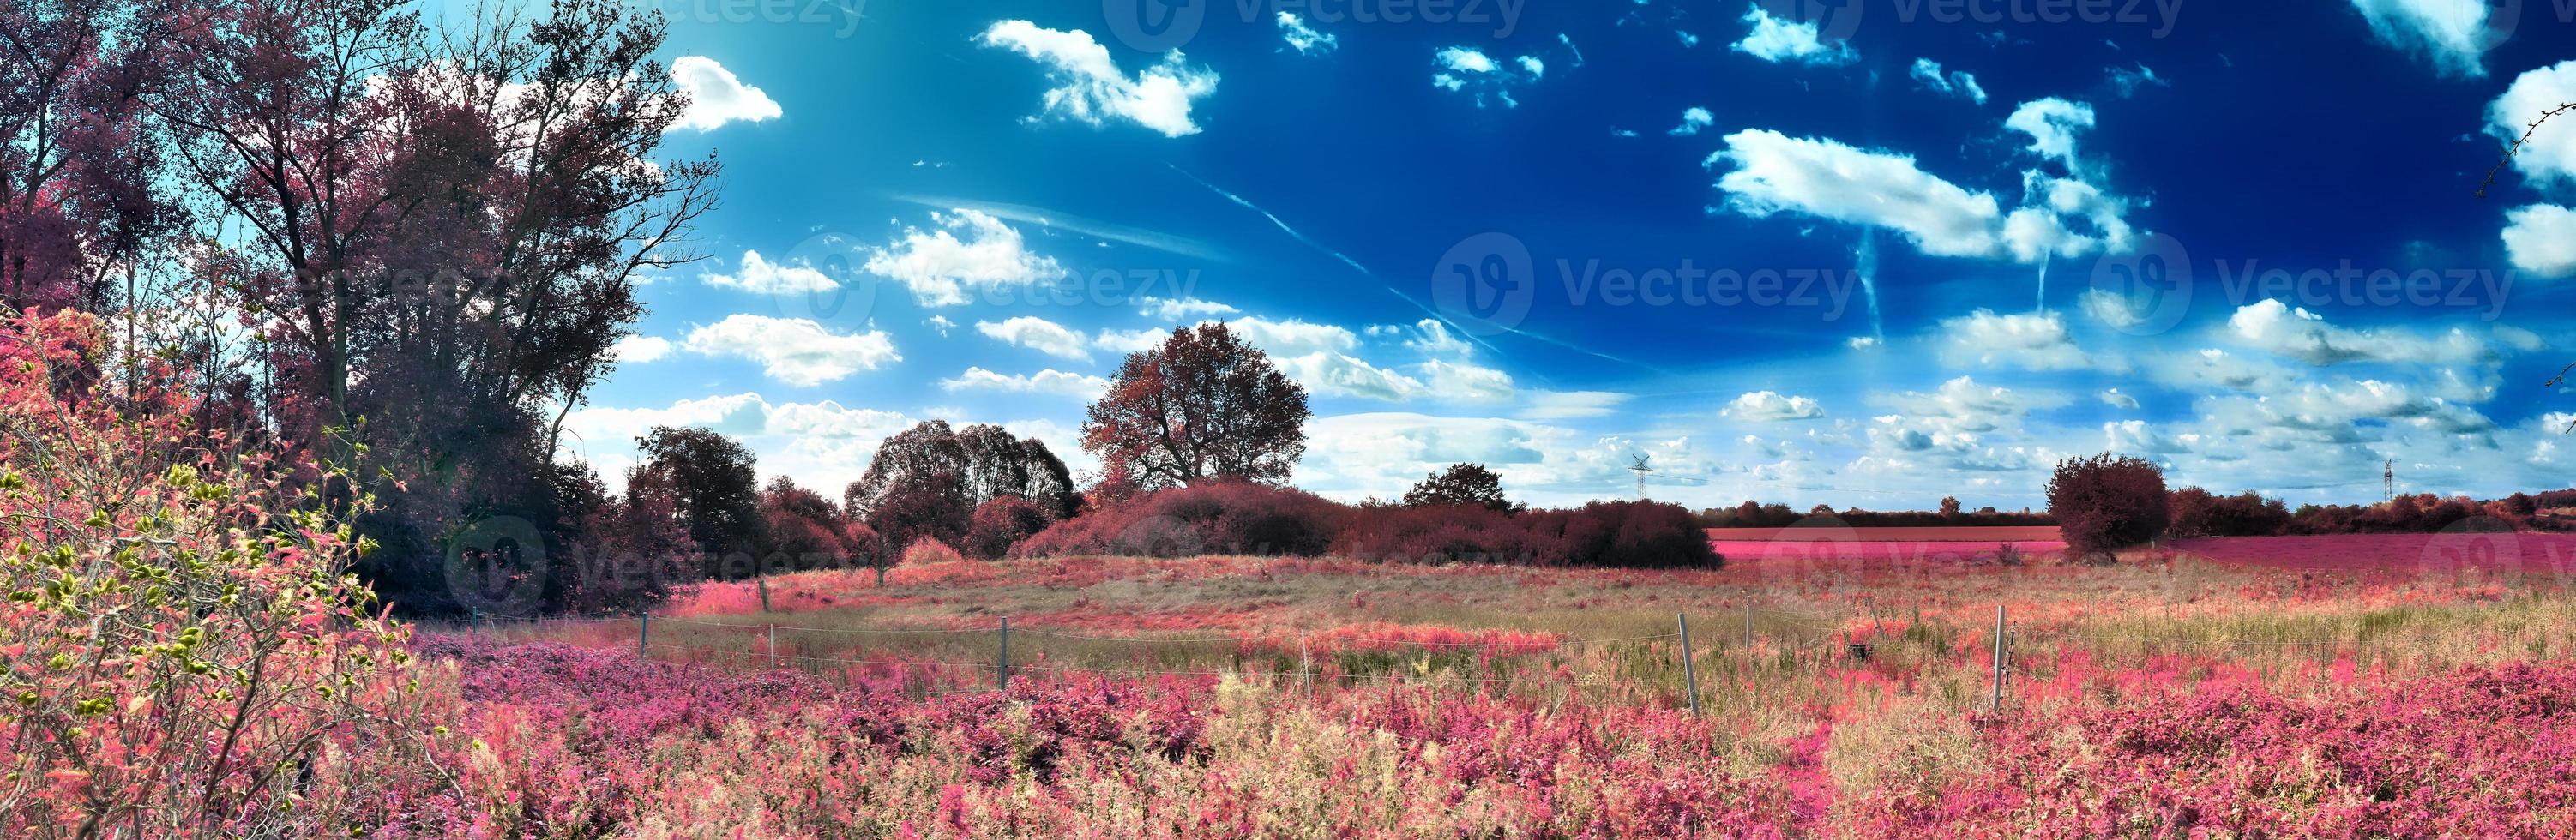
[2177,488,2576,537]
[1697,498,2055,530]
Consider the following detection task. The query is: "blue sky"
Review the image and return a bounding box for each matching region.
[500,0,2576,510]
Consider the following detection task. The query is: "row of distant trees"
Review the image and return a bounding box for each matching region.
[1700,499,2055,529]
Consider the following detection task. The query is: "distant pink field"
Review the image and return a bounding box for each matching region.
[1706,525,2061,542]
[2170,532,2576,578]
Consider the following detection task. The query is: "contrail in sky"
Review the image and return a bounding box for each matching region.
[1167,164,1665,375]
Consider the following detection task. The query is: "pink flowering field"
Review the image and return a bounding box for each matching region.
[385,540,2576,837]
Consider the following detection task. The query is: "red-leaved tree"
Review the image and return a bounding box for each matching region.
[2047,453,2170,561]
[1082,323,1309,492]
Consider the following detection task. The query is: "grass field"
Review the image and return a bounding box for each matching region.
[406,534,2576,836]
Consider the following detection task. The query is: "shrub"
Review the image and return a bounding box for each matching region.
[902,537,966,565]
[1015,480,1340,558]
[2049,453,2170,560]
[1526,501,1723,568]
[0,312,429,834]
[1332,502,1545,563]
[1400,463,1520,513]
[963,495,1053,559]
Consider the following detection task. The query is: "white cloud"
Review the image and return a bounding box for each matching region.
[1230,315,1359,357]
[2077,287,2144,329]
[939,367,1110,399]
[682,314,900,387]
[610,334,671,364]
[2105,419,2190,454]
[1935,309,2097,371]
[2488,61,2576,189]
[1708,129,2006,259]
[2348,0,2498,77]
[1670,106,1715,135]
[1094,327,1168,355]
[563,393,915,496]
[1431,45,1544,108]
[2005,98,2095,166]
[2501,204,2576,278]
[1910,58,1988,105]
[2224,299,2534,369]
[1277,352,1426,401]
[1369,319,1472,357]
[1725,391,1827,421]
[2099,388,2141,410]
[2001,174,2139,261]
[1731,3,1855,65]
[863,209,1067,306]
[669,57,782,131]
[1416,359,1514,401]
[2105,63,2168,97]
[978,21,1219,137]
[1520,390,1628,420]
[1276,12,1337,55]
[703,249,836,294]
[976,316,1092,360]
[1138,296,1237,320]
[924,315,957,337]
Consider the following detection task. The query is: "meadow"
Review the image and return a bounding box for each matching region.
[405,532,2576,837]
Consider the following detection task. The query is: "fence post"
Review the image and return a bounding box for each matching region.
[757,573,772,613]
[1300,632,1313,702]
[997,617,1011,694]
[1990,605,2007,712]
[767,623,778,671]
[638,609,651,659]
[1678,612,1700,715]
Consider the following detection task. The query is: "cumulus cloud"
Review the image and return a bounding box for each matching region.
[1093,327,1168,355]
[563,393,914,495]
[2224,300,2536,369]
[2488,61,2576,188]
[1731,3,1855,66]
[863,209,1067,306]
[938,367,1110,398]
[1416,359,1515,401]
[1935,309,2098,371]
[1725,391,1827,421]
[1910,58,1989,105]
[1277,353,1427,401]
[670,57,782,131]
[2347,0,2499,77]
[1276,12,1337,55]
[1708,129,2005,259]
[2099,388,2141,410]
[1138,296,1237,320]
[610,334,671,364]
[1230,315,1359,357]
[703,249,836,294]
[2501,204,2576,278]
[1670,106,1715,135]
[1431,45,1544,108]
[2005,98,2096,166]
[682,314,900,387]
[976,316,1092,360]
[1369,319,1473,357]
[978,21,1219,137]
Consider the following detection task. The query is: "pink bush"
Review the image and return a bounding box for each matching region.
[1014,479,1340,558]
